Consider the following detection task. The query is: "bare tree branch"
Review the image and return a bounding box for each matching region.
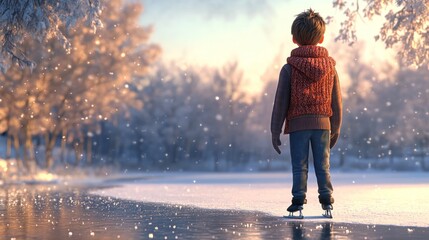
[0,0,102,72]
[331,0,429,68]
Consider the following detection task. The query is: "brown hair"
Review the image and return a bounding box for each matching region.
[291,9,325,45]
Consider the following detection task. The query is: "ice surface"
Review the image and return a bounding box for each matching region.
[91,171,429,227]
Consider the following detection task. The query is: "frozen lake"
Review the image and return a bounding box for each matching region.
[93,172,429,227]
[0,184,428,239]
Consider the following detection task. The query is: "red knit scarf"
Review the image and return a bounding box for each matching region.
[286,46,336,120]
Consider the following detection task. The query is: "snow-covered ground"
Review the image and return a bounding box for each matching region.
[91,171,429,227]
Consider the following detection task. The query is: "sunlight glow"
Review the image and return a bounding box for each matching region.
[33,172,58,182]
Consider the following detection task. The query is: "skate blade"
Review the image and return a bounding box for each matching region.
[283,211,304,219]
[283,215,304,219]
[322,209,333,218]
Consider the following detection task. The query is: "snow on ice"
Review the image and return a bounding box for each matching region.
[91,172,429,227]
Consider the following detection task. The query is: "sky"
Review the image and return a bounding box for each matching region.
[138,0,394,96]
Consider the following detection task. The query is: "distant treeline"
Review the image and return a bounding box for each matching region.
[0,1,428,172]
[2,58,429,172]
[95,58,429,172]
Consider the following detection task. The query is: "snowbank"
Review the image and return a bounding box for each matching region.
[0,158,135,186]
[91,171,429,227]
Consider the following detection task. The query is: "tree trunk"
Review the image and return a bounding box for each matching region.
[419,142,427,171]
[5,112,11,160]
[44,132,59,169]
[24,131,35,172]
[213,140,220,172]
[214,153,219,172]
[6,134,12,159]
[60,129,67,164]
[13,134,24,170]
[418,139,428,171]
[86,136,92,165]
[113,131,121,164]
[73,133,85,167]
[339,152,346,167]
[74,141,82,166]
[21,123,35,172]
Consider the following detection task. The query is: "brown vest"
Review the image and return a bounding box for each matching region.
[286,46,336,120]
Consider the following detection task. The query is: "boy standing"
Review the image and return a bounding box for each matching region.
[270,9,342,218]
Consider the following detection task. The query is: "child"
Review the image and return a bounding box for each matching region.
[270,9,342,218]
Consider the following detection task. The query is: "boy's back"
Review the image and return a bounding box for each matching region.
[270,9,342,218]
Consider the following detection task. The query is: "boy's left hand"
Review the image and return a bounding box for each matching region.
[272,135,282,154]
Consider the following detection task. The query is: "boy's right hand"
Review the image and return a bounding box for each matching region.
[330,132,339,149]
[272,135,282,154]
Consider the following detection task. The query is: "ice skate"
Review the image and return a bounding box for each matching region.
[322,204,333,218]
[284,204,304,219]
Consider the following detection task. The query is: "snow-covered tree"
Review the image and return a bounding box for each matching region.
[0,0,159,170]
[0,0,102,72]
[332,0,429,68]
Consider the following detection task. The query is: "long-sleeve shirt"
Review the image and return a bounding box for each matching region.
[270,64,342,142]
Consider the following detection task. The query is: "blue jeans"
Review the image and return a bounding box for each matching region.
[289,130,334,204]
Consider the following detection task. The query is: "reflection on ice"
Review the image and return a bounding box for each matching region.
[0,186,140,239]
[0,185,427,239]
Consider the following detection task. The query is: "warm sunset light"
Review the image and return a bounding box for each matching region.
[0,1,428,239]
[139,0,397,97]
